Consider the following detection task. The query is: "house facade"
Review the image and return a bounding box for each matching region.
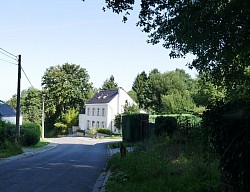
[79,87,135,133]
[0,100,22,125]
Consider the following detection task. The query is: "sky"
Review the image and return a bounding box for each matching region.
[0,0,197,102]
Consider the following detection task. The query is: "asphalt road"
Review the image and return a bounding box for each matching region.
[0,137,115,192]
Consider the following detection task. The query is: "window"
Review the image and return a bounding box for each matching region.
[92,121,95,127]
[97,108,100,116]
[92,108,95,116]
[87,108,90,116]
[102,121,105,128]
[102,108,105,116]
[87,120,90,129]
[97,121,100,128]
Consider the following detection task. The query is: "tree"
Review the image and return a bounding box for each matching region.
[192,77,226,107]
[7,88,42,125]
[64,108,79,128]
[101,75,118,90]
[132,71,151,109]
[132,69,196,114]
[21,88,42,125]
[41,63,93,130]
[100,0,249,87]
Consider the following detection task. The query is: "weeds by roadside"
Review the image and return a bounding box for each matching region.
[0,141,23,158]
[106,134,220,192]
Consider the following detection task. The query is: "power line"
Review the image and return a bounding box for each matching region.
[0,58,18,65]
[0,48,18,59]
[21,66,33,87]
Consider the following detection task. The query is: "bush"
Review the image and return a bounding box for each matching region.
[20,122,40,146]
[97,128,113,135]
[122,114,149,142]
[203,100,250,191]
[0,120,16,143]
[154,116,177,137]
[54,122,67,135]
[86,128,98,135]
[0,140,23,158]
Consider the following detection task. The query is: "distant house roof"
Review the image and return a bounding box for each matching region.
[87,89,119,104]
[0,100,16,117]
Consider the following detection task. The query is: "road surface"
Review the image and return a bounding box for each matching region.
[0,137,116,192]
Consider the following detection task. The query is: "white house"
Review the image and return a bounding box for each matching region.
[79,87,135,133]
[0,100,22,125]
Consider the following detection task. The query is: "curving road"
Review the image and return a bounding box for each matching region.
[0,137,116,192]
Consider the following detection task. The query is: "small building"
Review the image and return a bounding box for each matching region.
[79,87,135,133]
[0,100,22,125]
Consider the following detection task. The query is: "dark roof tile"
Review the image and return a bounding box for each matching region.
[87,89,118,104]
[0,100,16,117]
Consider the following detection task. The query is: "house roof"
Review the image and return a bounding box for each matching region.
[0,100,16,117]
[86,89,119,104]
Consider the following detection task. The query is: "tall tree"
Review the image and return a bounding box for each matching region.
[7,88,42,125]
[101,75,118,90]
[132,71,151,109]
[22,87,42,125]
[41,63,93,128]
[100,0,249,87]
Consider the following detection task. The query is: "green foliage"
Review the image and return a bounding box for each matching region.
[106,134,220,192]
[54,122,67,135]
[122,114,149,142]
[0,140,22,158]
[203,100,250,191]
[162,91,196,114]
[123,103,140,114]
[101,75,118,90]
[6,87,42,125]
[0,120,16,143]
[114,114,122,130]
[64,108,79,128]
[86,128,98,135]
[97,128,113,135]
[42,63,93,131]
[154,116,177,137]
[20,122,41,146]
[132,69,196,114]
[104,0,249,87]
[192,77,226,107]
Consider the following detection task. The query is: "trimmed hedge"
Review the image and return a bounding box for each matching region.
[20,122,41,146]
[154,116,177,137]
[97,128,113,135]
[122,114,149,142]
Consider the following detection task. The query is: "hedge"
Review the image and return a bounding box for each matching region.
[203,100,250,191]
[20,122,41,146]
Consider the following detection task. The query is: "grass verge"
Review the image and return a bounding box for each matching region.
[24,140,50,149]
[106,133,220,192]
[0,141,23,158]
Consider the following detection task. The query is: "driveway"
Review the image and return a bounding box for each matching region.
[0,137,120,192]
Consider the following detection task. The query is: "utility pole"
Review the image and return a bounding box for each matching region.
[16,55,21,141]
[42,94,45,140]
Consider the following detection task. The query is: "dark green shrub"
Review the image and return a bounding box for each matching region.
[154,116,177,137]
[97,128,113,135]
[20,122,40,146]
[203,100,250,191]
[122,114,149,142]
[0,120,16,143]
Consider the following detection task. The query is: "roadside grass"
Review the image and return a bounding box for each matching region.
[0,141,23,158]
[24,140,50,149]
[106,133,220,192]
[107,141,133,149]
[0,140,50,158]
[103,134,122,139]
